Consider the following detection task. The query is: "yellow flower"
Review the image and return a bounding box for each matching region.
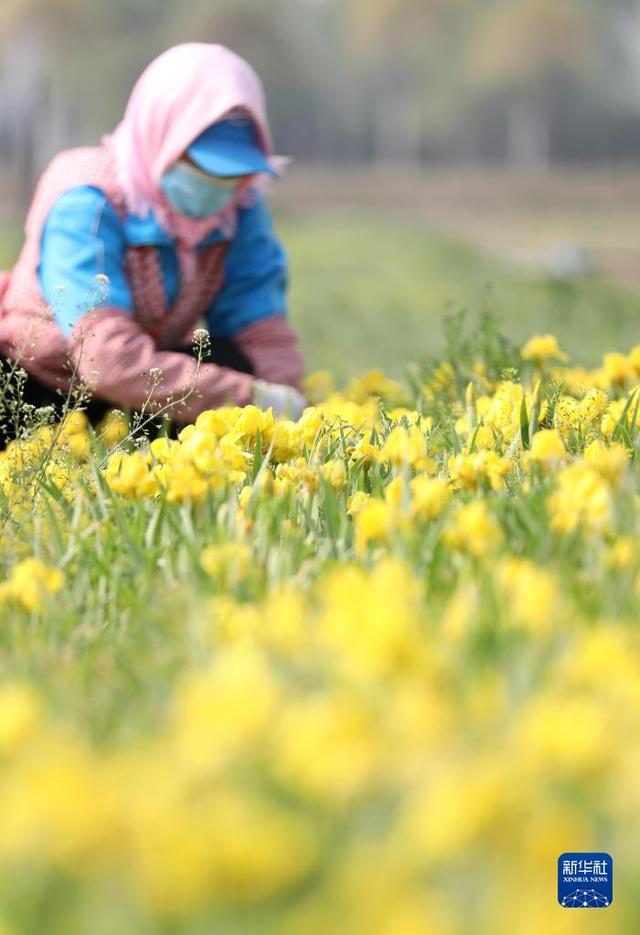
[383,476,406,507]
[559,626,640,697]
[0,684,42,755]
[193,408,234,437]
[1,558,65,613]
[604,536,636,571]
[583,439,629,486]
[319,459,347,491]
[629,344,640,377]
[482,381,525,443]
[345,369,406,405]
[59,410,90,437]
[218,433,250,472]
[553,395,580,437]
[514,694,612,777]
[271,692,381,804]
[272,476,292,497]
[346,490,370,516]
[548,463,612,536]
[347,435,377,467]
[553,365,591,396]
[96,409,130,447]
[354,499,397,553]
[302,370,335,403]
[448,451,511,492]
[149,437,179,464]
[601,397,628,438]
[258,587,308,653]
[0,737,118,867]
[409,475,452,521]
[388,408,431,431]
[528,429,568,470]
[472,425,496,450]
[124,788,315,913]
[274,458,318,493]
[104,451,158,498]
[377,426,433,472]
[180,429,224,475]
[297,407,324,446]
[172,646,279,772]
[425,361,455,398]
[578,387,609,424]
[494,558,560,635]
[399,759,510,862]
[200,542,253,585]
[602,351,634,389]
[442,501,503,558]
[238,485,253,511]
[63,431,92,462]
[264,420,302,462]
[441,580,480,644]
[317,558,426,680]
[161,461,212,503]
[235,405,273,439]
[521,333,568,363]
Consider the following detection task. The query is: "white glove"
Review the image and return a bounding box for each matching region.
[251,379,308,419]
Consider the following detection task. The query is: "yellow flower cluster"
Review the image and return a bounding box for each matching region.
[2,343,640,932]
[0,552,638,931]
[521,332,568,363]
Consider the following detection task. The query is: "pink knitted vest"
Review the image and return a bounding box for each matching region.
[0,146,228,390]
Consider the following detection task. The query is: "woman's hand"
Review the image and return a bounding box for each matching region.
[251,378,308,419]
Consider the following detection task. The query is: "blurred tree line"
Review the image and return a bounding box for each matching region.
[0,0,639,201]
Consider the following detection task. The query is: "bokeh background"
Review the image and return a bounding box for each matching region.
[1,0,640,380]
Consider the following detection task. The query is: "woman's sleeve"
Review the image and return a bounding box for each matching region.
[207,194,305,389]
[39,185,134,333]
[41,186,255,420]
[69,308,255,422]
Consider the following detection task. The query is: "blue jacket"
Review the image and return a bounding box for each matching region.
[38,185,289,339]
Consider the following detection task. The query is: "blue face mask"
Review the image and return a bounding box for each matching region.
[159,161,238,218]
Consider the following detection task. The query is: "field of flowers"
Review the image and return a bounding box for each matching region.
[0,316,638,933]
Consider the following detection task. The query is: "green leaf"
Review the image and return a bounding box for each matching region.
[520,396,530,450]
[251,427,263,480]
[612,390,638,444]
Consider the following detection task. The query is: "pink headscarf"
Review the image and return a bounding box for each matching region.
[103,43,283,280]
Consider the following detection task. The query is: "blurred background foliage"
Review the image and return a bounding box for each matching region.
[1,0,639,189]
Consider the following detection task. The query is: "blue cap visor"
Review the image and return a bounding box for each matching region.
[187,119,278,178]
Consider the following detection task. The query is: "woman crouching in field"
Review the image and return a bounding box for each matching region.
[0,43,307,446]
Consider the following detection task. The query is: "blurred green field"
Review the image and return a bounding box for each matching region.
[283,215,640,382]
[2,215,639,385]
